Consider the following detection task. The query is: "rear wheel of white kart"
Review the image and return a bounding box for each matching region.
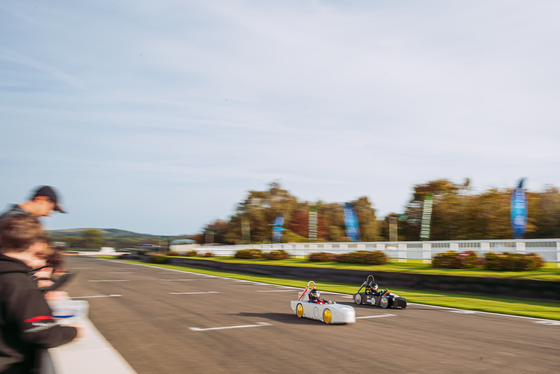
[323,309,332,324]
[353,294,362,305]
[296,303,304,318]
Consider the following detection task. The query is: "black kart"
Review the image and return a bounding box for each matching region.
[353,275,407,309]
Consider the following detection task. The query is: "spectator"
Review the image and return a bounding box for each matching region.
[31,245,72,301]
[0,215,79,374]
[0,186,66,234]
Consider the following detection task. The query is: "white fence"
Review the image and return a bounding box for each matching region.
[171,238,560,265]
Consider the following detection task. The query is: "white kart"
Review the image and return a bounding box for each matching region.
[290,281,355,324]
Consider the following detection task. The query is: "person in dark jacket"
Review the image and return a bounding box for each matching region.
[0,215,79,374]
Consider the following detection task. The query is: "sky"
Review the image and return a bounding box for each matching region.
[1,0,559,236]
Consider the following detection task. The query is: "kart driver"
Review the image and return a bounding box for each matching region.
[366,282,385,296]
[308,289,334,304]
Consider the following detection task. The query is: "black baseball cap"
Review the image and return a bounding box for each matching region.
[32,186,66,213]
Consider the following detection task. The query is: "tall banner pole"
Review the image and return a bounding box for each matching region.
[511,178,527,239]
[343,203,360,242]
[420,194,433,241]
[308,207,318,241]
[272,213,284,243]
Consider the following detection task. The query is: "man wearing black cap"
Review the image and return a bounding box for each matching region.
[0,186,66,233]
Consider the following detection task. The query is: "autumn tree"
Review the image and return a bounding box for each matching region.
[80,229,104,249]
[401,179,466,241]
[526,186,560,238]
[202,219,229,244]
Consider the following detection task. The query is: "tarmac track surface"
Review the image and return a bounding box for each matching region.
[63,256,559,374]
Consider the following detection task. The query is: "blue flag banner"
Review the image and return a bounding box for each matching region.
[343,203,360,241]
[272,213,284,243]
[511,178,527,239]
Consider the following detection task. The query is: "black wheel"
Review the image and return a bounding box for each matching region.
[381,297,389,308]
[354,293,362,305]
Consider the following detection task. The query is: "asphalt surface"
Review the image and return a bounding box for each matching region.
[62,256,559,374]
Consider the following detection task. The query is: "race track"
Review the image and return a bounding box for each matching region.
[63,256,559,374]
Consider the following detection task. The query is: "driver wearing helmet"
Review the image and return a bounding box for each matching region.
[366,282,384,296]
[308,288,334,304]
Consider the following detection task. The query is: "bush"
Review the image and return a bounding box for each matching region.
[167,251,180,256]
[308,252,336,262]
[432,250,484,269]
[204,252,214,257]
[484,252,544,271]
[335,250,388,265]
[185,250,198,257]
[149,254,168,264]
[266,249,290,260]
[235,249,263,259]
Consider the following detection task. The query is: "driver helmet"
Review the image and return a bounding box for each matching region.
[371,283,379,292]
[309,288,320,301]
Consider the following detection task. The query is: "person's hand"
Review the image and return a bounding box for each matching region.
[45,290,69,301]
[71,324,85,339]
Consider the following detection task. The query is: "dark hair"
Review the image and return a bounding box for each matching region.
[0,215,43,253]
[46,246,65,270]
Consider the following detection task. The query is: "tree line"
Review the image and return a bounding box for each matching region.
[49,229,172,250]
[193,180,560,244]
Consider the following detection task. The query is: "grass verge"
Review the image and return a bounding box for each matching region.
[113,258,560,321]
[165,256,560,281]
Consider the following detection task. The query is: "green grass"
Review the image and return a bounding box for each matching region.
[114,258,560,321]
[165,256,560,281]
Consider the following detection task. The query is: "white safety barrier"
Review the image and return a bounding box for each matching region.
[171,239,560,265]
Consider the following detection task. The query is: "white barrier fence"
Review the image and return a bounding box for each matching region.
[171,238,560,265]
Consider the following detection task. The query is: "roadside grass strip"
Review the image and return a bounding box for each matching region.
[97,255,560,281]
[117,259,560,321]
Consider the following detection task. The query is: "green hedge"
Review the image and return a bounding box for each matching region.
[234,249,263,259]
[432,250,484,269]
[149,254,168,264]
[308,250,388,265]
[484,252,543,271]
[265,249,290,260]
[308,252,336,262]
[432,250,544,271]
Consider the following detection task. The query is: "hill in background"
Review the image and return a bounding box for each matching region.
[49,228,186,239]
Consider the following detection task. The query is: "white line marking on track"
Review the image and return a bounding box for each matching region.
[89,280,130,282]
[256,289,295,293]
[160,279,195,281]
[452,310,478,314]
[234,280,261,285]
[71,294,122,299]
[410,302,558,325]
[356,314,396,319]
[169,291,219,295]
[534,320,560,326]
[189,322,271,331]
